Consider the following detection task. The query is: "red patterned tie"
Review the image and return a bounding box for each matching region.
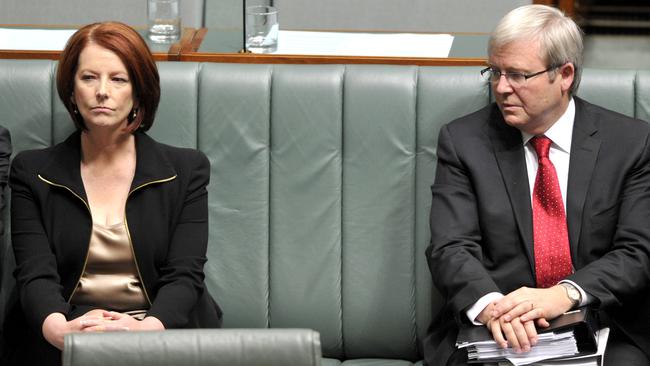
[530,135,573,288]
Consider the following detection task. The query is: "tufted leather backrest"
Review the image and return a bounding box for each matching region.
[0,59,648,361]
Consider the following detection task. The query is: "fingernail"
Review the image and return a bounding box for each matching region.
[80,320,87,326]
[122,327,130,331]
[504,315,511,322]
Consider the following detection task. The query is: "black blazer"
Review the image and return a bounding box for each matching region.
[3,131,221,365]
[423,97,650,365]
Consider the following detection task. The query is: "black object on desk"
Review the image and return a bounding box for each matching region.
[456,307,599,362]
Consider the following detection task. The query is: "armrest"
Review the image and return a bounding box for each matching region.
[63,328,322,366]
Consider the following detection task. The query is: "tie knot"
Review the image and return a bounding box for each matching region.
[530,135,552,159]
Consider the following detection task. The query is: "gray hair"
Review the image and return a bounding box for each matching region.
[488,5,584,95]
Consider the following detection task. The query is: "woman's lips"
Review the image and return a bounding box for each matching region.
[91,106,114,113]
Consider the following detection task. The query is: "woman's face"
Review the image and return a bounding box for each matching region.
[73,43,135,131]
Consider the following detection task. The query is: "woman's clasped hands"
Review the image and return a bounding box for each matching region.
[42,309,164,350]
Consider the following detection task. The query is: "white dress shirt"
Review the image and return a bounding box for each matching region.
[466,99,589,324]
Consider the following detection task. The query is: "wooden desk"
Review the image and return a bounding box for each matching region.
[0,26,488,66]
[0,25,196,61]
[181,28,487,66]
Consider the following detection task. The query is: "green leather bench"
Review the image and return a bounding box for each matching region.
[1,60,649,365]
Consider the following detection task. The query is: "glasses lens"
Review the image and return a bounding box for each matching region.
[507,74,525,87]
[481,69,496,82]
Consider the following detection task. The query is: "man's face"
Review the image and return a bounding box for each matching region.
[488,39,574,135]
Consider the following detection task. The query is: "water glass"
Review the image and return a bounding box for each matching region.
[148,0,181,43]
[246,5,278,53]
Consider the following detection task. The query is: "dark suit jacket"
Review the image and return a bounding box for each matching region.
[0,126,11,236]
[2,131,221,365]
[0,126,11,356]
[423,97,650,366]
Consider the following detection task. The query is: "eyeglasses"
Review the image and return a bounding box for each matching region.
[480,65,561,88]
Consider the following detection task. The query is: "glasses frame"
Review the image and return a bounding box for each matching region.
[480,64,562,87]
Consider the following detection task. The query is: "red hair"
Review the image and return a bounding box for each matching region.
[56,22,160,132]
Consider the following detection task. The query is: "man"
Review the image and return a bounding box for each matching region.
[424,5,650,366]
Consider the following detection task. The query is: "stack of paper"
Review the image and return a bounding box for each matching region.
[461,327,609,366]
[459,330,579,365]
[514,328,609,366]
[456,308,606,365]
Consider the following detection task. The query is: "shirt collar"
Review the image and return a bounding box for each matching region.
[521,98,575,153]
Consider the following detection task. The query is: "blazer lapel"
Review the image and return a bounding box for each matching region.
[130,132,177,191]
[567,98,600,262]
[487,108,536,270]
[38,131,88,202]
[38,131,178,201]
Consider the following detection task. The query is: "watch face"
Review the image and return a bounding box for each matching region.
[564,284,580,303]
[569,289,579,301]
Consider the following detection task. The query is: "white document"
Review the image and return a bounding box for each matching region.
[273,30,454,58]
[462,330,579,366]
[528,328,609,366]
[496,328,609,366]
[0,28,76,51]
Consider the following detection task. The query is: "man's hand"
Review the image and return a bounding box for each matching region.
[492,286,573,325]
[475,285,574,353]
[478,301,538,353]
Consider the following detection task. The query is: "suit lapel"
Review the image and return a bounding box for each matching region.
[487,108,536,270]
[567,98,600,262]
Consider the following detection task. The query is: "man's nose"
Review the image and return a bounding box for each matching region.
[493,74,513,94]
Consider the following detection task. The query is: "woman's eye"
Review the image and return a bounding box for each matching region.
[81,75,95,80]
[113,77,129,83]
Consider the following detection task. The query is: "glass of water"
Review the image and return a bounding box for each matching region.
[246,5,278,53]
[148,0,181,43]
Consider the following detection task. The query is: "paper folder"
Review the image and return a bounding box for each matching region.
[456,307,599,363]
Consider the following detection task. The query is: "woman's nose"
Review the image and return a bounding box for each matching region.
[96,79,109,100]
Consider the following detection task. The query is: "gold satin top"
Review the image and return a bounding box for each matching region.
[69,221,149,313]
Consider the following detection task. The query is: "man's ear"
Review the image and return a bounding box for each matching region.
[559,63,575,93]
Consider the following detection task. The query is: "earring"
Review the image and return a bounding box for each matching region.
[131,108,138,119]
[73,106,79,114]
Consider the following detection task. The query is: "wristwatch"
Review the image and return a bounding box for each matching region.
[560,282,581,309]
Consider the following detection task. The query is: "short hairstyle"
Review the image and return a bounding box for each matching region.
[488,5,584,95]
[56,22,160,132]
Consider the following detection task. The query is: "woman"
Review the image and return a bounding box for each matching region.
[2,22,221,365]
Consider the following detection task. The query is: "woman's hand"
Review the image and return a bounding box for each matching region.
[81,311,165,332]
[43,309,165,349]
[42,313,70,350]
[41,310,123,350]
